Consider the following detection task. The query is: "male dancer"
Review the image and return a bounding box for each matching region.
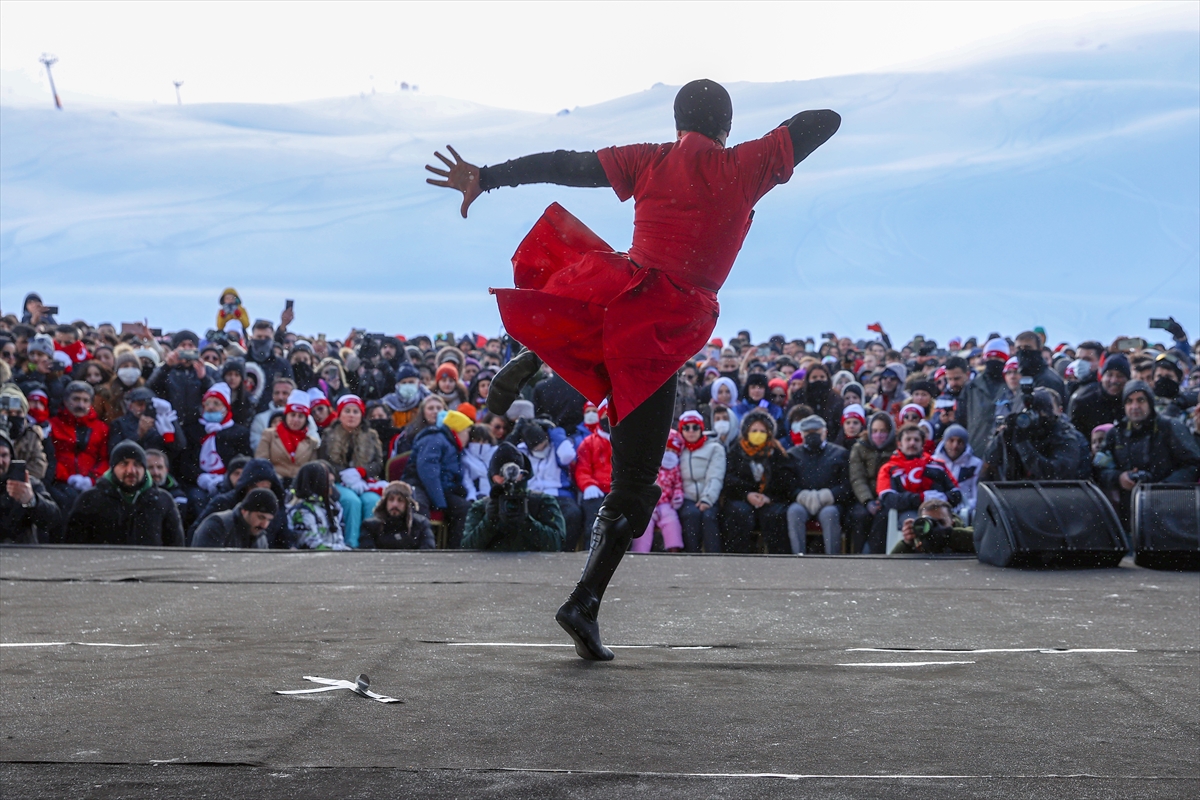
[427,80,839,660]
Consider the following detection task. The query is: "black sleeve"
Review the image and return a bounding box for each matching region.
[479,150,610,191]
[779,110,841,166]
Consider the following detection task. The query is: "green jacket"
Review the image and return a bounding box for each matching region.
[461,489,565,552]
[891,522,975,554]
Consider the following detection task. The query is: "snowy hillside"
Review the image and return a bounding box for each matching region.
[2,29,1197,345]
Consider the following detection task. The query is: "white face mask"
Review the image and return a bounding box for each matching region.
[583,411,599,425]
[661,451,679,470]
[713,420,731,435]
[117,367,141,387]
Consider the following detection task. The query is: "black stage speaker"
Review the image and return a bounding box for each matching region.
[974,481,1128,568]
[1131,484,1200,571]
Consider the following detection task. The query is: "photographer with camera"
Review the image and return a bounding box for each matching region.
[868,424,961,553]
[1097,380,1200,524]
[462,442,565,551]
[148,330,213,430]
[891,499,974,554]
[984,384,1091,482]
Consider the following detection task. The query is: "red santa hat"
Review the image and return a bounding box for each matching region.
[841,403,866,425]
[306,387,331,410]
[27,388,49,404]
[899,403,926,420]
[337,394,366,416]
[1003,357,1019,373]
[984,338,1009,361]
[933,365,946,381]
[285,389,310,416]
[203,382,232,414]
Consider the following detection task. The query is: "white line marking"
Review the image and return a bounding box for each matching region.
[496,767,1142,780]
[444,642,712,650]
[838,661,976,667]
[847,647,1136,654]
[1,642,151,648]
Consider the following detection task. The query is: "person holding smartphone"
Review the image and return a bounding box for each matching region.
[0,430,61,544]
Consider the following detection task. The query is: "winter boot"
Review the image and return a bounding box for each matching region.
[486,348,542,417]
[555,485,661,661]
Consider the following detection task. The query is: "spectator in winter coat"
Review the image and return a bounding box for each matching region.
[47,381,110,531]
[1150,353,1198,422]
[289,341,319,392]
[869,424,961,554]
[1097,381,1200,524]
[833,403,866,449]
[891,498,975,555]
[1068,353,1130,439]
[710,404,738,450]
[315,357,350,405]
[532,369,587,432]
[287,462,348,550]
[1013,330,1067,405]
[467,369,493,409]
[462,443,565,552]
[390,395,446,457]
[148,330,213,429]
[144,448,191,527]
[108,387,185,465]
[932,424,982,522]
[360,481,435,549]
[250,377,318,450]
[676,410,725,553]
[517,419,582,547]
[307,387,335,433]
[192,488,277,548]
[797,363,844,433]
[733,373,784,431]
[403,407,471,548]
[708,376,738,415]
[432,362,469,408]
[93,351,145,423]
[720,409,797,554]
[631,430,685,552]
[959,338,1011,455]
[0,385,49,481]
[246,319,293,409]
[984,387,1091,482]
[16,335,68,416]
[320,394,385,547]
[869,362,910,418]
[573,401,614,549]
[65,441,184,546]
[192,382,252,495]
[189,457,288,547]
[381,364,430,430]
[0,429,61,544]
[847,411,896,552]
[219,358,257,426]
[255,389,320,482]
[785,415,852,555]
[460,425,496,502]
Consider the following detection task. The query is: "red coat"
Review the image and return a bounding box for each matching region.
[573,431,613,494]
[875,451,957,499]
[494,128,794,423]
[50,407,109,482]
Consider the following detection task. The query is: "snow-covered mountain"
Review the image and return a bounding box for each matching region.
[2,29,1197,346]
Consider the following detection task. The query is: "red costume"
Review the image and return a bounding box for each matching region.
[494,128,794,423]
[875,451,958,500]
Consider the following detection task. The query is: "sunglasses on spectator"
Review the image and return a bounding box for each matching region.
[770,392,786,400]
[681,423,703,431]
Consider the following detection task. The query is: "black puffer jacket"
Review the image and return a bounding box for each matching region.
[1099,415,1200,492]
[721,410,796,504]
[361,513,435,549]
[1067,382,1124,439]
[148,363,213,428]
[785,440,852,505]
[984,417,1093,481]
[189,458,291,548]
[0,476,61,544]
[65,473,184,546]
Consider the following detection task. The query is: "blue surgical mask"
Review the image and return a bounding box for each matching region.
[397,383,418,401]
[436,410,448,427]
[202,411,226,423]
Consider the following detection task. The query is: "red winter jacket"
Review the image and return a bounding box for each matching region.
[875,450,957,499]
[574,432,613,493]
[51,406,109,482]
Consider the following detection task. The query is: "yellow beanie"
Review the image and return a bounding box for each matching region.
[442,410,473,433]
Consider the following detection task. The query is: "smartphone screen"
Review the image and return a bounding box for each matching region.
[285,299,294,311]
[7,460,27,483]
[1148,318,1171,329]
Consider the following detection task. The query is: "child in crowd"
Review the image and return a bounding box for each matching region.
[288,461,348,550]
[630,430,685,553]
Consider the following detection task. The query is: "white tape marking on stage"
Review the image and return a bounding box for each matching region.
[0,642,151,648]
[445,642,712,650]
[837,661,975,667]
[847,647,1136,654]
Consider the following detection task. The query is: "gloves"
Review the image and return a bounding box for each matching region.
[66,475,94,491]
[152,398,177,439]
[339,468,368,493]
[498,494,525,527]
[816,488,834,509]
[364,479,389,494]
[582,485,604,500]
[898,492,922,511]
[795,489,820,516]
[1166,316,1186,340]
[947,488,963,508]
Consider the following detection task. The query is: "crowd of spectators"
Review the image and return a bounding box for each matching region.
[2,289,1198,555]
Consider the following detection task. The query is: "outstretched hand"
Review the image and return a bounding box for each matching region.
[425,145,482,218]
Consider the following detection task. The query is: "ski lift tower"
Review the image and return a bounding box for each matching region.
[174,81,184,105]
[39,53,61,109]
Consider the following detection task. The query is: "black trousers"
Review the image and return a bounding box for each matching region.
[607,376,679,535]
[721,499,790,554]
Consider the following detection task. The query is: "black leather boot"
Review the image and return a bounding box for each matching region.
[486,348,542,416]
[555,486,660,661]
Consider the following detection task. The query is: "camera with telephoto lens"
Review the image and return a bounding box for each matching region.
[497,461,529,520]
[1012,377,1037,431]
[1128,469,1152,484]
[911,516,937,538]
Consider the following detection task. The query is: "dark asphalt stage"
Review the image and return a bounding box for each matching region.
[0,547,1196,799]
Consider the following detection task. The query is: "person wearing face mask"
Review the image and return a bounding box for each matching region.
[1067,353,1130,440]
[189,382,251,498]
[801,364,844,432]
[94,352,147,423]
[515,418,582,547]
[289,341,319,392]
[785,415,851,555]
[959,338,1011,457]
[847,410,897,553]
[460,424,498,502]
[710,404,737,449]
[676,410,724,553]
[255,389,320,483]
[630,430,685,553]
[245,320,293,410]
[1150,353,1197,422]
[1,385,49,481]
[783,403,814,448]
[984,387,1091,482]
[404,407,472,548]
[315,357,349,404]
[720,409,797,554]
[382,364,430,429]
[1013,330,1066,405]
[320,395,386,547]
[573,400,614,549]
